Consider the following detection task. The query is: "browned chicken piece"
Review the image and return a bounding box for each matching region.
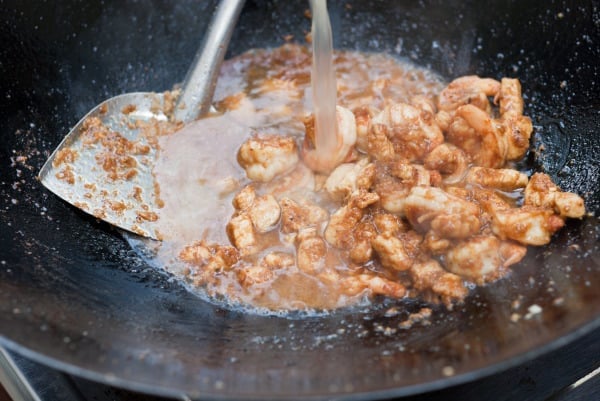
[226,213,259,256]
[349,220,377,265]
[341,273,406,298]
[370,102,444,162]
[446,104,508,168]
[325,158,372,201]
[367,123,396,161]
[437,75,501,113]
[237,252,294,287]
[237,265,275,287]
[525,173,586,218]
[279,197,328,234]
[295,228,327,274]
[410,259,468,304]
[180,241,239,269]
[444,235,527,283]
[496,78,533,160]
[372,231,422,272]
[248,194,281,233]
[422,231,452,254]
[353,106,378,153]
[325,191,379,248]
[302,106,357,173]
[491,205,565,245]
[374,160,432,215]
[373,212,407,236]
[465,166,529,191]
[232,185,280,233]
[423,143,468,184]
[232,185,257,211]
[404,186,481,239]
[238,134,299,182]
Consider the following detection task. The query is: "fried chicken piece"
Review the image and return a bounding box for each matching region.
[370,102,444,162]
[232,185,280,233]
[465,166,529,191]
[491,205,565,245]
[404,186,481,239]
[325,158,372,202]
[444,235,526,283]
[373,212,406,236]
[496,78,533,160]
[349,220,377,265]
[324,191,379,248]
[525,173,585,218]
[372,231,422,272]
[423,143,468,184]
[238,134,299,182]
[279,197,328,234]
[295,228,327,274]
[367,123,396,161]
[302,105,357,173]
[374,160,432,215]
[437,75,501,113]
[341,273,406,298]
[226,214,259,256]
[353,106,378,153]
[237,252,294,287]
[410,259,468,304]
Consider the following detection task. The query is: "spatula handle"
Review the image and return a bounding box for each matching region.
[174,0,245,122]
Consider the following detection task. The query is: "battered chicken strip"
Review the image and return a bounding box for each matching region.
[238,134,299,182]
[525,172,586,218]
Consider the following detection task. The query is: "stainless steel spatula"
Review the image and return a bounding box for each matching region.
[39,0,245,240]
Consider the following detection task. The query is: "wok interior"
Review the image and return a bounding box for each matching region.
[1,0,598,399]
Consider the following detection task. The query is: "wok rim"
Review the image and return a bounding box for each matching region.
[2,316,599,400]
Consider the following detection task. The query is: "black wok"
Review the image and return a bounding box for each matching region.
[1,0,599,399]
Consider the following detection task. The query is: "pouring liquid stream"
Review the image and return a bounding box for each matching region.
[310,0,338,166]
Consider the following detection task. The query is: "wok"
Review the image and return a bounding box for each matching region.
[0,0,598,399]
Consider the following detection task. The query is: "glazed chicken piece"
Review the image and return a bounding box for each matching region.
[444,235,526,283]
[373,212,407,236]
[369,101,444,162]
[525,172,586,218]
[238,134,299,182]
[465,166,529,192]
[226,214,259,256]
[410,259,468,304]
[404,186,481,239]
[423,143,468,184]
[324,190,379,248]
[374,160,432,215]
[302,105,357,173]
[367,123,396,161]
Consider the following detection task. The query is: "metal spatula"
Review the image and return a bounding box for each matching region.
[39,0,245,240]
